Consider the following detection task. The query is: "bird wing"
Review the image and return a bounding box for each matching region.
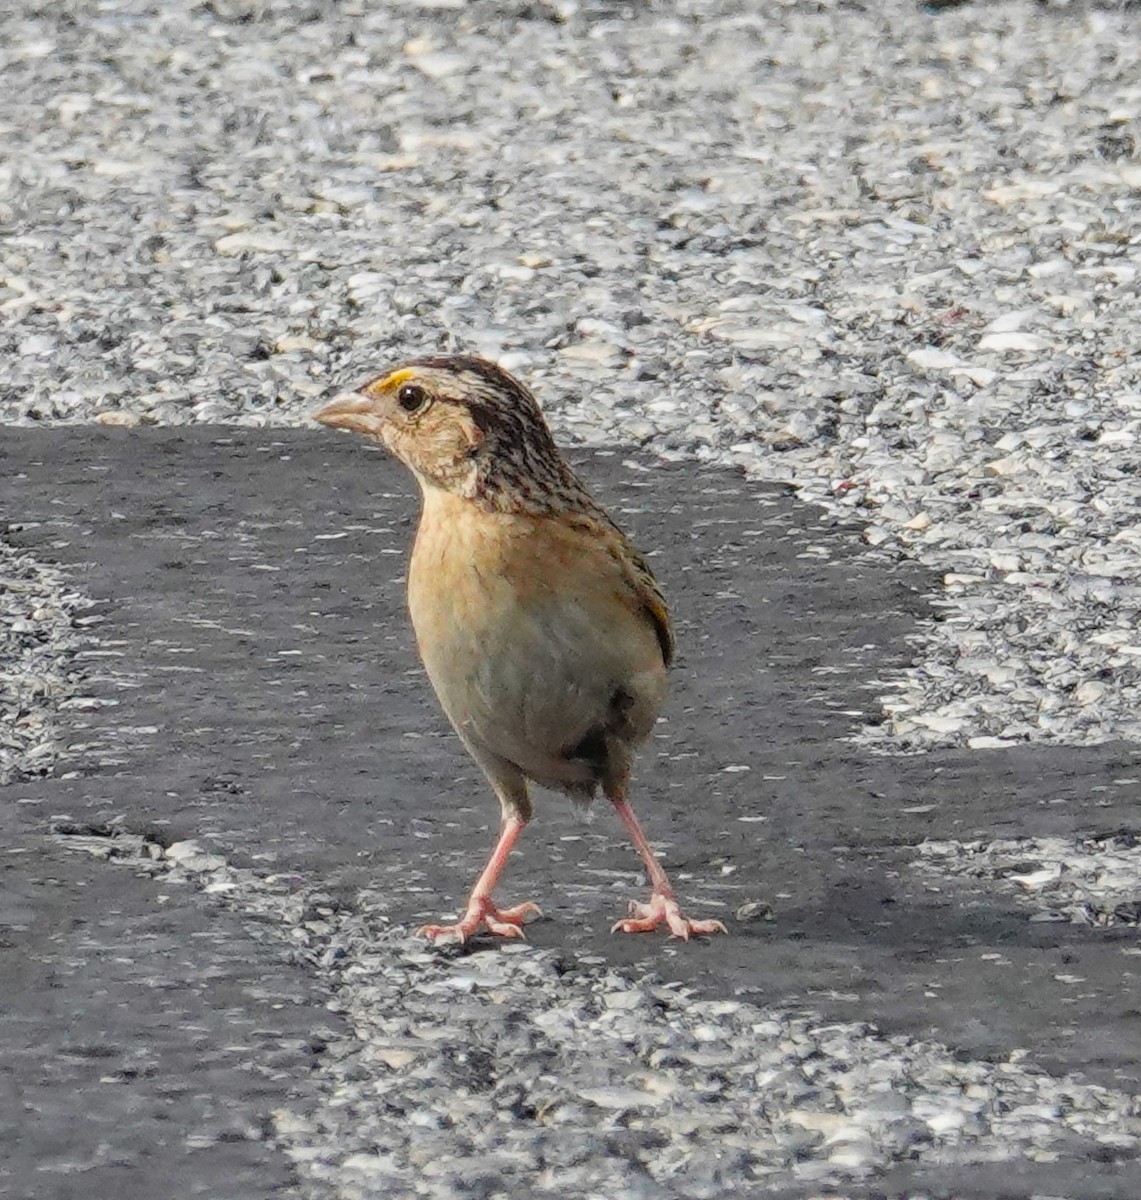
[612,535,674,669]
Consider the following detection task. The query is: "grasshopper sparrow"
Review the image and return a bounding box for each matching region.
[314,355,726,942]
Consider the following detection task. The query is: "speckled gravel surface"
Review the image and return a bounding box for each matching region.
[63,830,1141,1197]
[0,542,96,784]
[2,0,1140,750]
[5,0,1141,1195]
[918,831,1141,928]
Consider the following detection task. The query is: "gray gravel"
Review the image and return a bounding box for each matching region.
[918,831,1141,927]
[5,0,1141,1195]
[67,830,1141,1197]
[0,542,96,784]
[3,0,1141,751]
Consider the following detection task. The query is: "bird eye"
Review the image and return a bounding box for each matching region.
[397,383,429,414]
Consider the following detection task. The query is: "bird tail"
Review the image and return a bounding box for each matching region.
[564,781,597,823]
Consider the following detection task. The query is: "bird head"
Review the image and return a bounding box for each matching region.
[314,354,587,513]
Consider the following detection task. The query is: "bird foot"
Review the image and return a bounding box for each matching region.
[611,892,727,940]
[418,895,542,944]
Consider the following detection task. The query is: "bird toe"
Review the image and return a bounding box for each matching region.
[612,892,726,939]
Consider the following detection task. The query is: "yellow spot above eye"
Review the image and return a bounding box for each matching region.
[374,368,416,392]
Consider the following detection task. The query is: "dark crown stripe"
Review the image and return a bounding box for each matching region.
[405,355,532,402]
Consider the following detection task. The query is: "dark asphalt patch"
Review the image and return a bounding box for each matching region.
[3,428,1141,1198]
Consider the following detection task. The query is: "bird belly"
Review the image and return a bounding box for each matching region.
[419,594,653,788]
[409,511,666,792]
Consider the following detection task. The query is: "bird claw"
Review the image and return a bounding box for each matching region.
[611,893,727,940]
[418,896,543,944]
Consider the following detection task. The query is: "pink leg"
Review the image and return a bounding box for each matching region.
[418,814,542,944]
[610,799,727,940]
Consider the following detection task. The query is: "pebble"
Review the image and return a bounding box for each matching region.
[94,410,142,427]
[214,232,292,256]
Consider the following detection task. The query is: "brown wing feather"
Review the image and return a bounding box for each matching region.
[613,536,674,668]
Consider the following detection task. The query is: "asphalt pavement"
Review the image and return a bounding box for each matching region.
[3,428,1140,1198]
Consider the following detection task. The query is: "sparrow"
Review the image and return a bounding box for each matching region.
[313,354,726,942]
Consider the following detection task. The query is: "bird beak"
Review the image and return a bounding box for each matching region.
[312,392,383,436]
